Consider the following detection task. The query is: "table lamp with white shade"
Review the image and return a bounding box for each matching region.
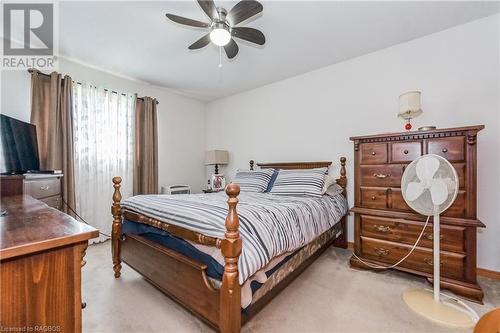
[205,150,229,175]
[398,91,423,131]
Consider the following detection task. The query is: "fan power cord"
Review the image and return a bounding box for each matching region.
[352,215,430,269]
[62,197,111,239]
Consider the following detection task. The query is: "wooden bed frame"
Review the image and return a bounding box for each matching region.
[111,157,348,333]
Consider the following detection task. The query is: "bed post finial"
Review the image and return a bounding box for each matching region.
[220,183,242,333]
[338,157,347,195]
[111,176,123,278]
[249,160,254,171]
[333,157,349,249]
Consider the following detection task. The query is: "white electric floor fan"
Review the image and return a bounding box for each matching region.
[401,154,479,328]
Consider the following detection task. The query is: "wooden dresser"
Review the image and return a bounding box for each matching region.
[349,125,485,302]
[0,195,98,332]
[0,174,63,210]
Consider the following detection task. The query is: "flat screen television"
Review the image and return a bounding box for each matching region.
[0,114,40,174]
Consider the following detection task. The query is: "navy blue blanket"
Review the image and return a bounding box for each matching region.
[122,219,224,279]
[122,219,296,295]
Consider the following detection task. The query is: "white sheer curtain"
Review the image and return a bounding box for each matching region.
[72,83,135,243]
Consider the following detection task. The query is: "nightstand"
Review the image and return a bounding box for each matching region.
[202,189,223,194]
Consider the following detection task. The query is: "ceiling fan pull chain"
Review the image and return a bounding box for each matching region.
[219,46,222,68]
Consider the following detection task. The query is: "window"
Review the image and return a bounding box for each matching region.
[72,83,135,242]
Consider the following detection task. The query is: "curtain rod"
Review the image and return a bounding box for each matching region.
[28,68,159,104]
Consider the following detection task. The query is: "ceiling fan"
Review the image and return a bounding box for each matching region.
[165,0,265,59]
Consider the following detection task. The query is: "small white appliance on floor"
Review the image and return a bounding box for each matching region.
[401,154,478,328]
[161,185,191,195]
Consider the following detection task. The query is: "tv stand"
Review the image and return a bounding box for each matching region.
[0,173,63,210]
[26,170,62,174]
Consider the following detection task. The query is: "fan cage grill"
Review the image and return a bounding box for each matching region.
[401,154,459,216]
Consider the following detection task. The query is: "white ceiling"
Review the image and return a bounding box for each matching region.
[59,1,499,101]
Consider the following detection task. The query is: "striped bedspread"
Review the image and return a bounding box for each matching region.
[121,192,348,284]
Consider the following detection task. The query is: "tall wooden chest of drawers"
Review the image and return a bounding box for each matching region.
[349,125,485,302]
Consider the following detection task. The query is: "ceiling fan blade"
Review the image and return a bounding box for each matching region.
[226,0,263,26]
[188,33,211,50]
[224,39,239,59]
[165,13,210,28]
[231,27,265,45]
[197,0,218,20]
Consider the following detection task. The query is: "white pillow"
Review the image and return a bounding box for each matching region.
[270,167,328,197]
[325,183,344,197]
[233,169,274,193]
[322,174,338,194]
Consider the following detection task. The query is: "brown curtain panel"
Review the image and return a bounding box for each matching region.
[30,70,76,216]
[134,97,158,195]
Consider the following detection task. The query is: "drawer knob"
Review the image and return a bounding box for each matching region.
[424,258,444,266]
[373,173,390,179]
[40,185,50,191]
[374,225,392,233]
[374,247,389,257]
[371,195,376,200]
[371,151,376,156]
[424,233,444,241]
[442,148,448,153]
[403,149,409,154]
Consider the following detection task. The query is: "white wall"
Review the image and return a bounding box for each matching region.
[1,15,498,271]
[205,15,500,271]
[1,58,206,193]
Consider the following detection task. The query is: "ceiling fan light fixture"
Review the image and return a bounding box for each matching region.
[210,26,231,46]
[165,0,265,58]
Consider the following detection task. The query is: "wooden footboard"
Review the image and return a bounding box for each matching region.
[111,178,242,332]
[121,233,220,327]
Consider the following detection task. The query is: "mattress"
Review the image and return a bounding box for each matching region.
[121,192,348,284]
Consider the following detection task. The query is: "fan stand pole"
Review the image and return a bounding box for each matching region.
[433,211,440,302]
[403,210,477,328]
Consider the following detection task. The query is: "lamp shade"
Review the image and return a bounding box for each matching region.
[398,91,423,119]
[205,150,229,165]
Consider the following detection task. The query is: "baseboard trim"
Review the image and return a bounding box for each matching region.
[345,241,500,280]
[477,268,500,280]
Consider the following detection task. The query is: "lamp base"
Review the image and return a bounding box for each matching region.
[403,288,475,328]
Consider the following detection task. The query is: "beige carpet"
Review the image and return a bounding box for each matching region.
[83,242,499,333]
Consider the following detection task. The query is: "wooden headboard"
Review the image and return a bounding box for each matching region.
[253,161,332,170]
[249,157,347,195]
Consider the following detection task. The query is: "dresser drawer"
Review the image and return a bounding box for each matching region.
[427,136,465,162]
[390,188,411,211]
[360,143,387,164]
[39,195,62,210]
[23,178,61,199]
[360,215,466,253]
[360,188,387,209]
[442,191,466,217]
[360,165,405,187]
[391,142,422,163]
[453,163,466,189]
[360,237,465,280]
[391,188,467,217]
